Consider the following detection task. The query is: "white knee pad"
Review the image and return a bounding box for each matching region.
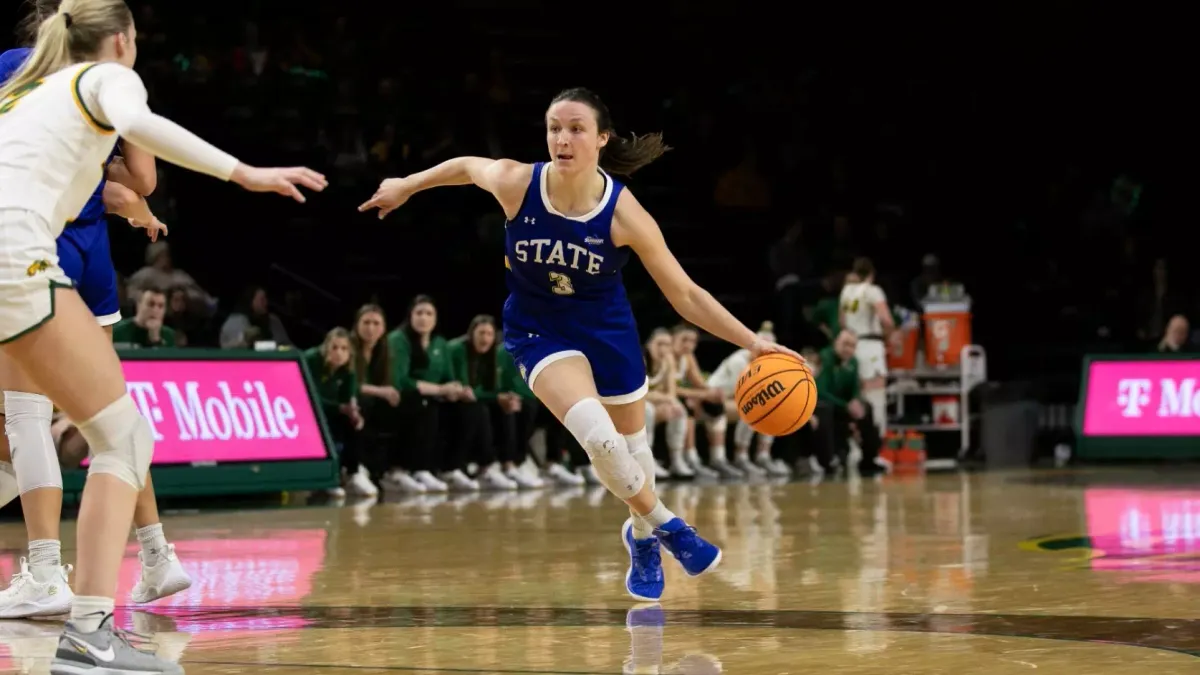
[78,395,154,490]
[733,418,756,449]
[564,398,644,499]
[624,427,656,494]
[705,413,727,436]
[0,461,17,508]
[4,391,62,494]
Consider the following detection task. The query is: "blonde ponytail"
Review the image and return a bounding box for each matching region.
[0,12,71,104]
[0,0,133,106]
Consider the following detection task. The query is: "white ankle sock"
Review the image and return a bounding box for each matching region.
[28,539,61,582]
[70,596,114,633]
[136,523,168,566]
[625,428,657,539]
[642,499,677,529]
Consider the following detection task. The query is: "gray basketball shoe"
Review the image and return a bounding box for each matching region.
[50,613,183,675]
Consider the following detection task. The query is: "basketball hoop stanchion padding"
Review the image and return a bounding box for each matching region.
[923,300,972,368]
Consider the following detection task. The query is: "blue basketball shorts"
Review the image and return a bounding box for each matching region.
[57,219,121,326]
[504,320,649,405]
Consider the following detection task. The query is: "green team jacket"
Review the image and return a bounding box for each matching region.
[447,336,533,400]
[302,347,358,416]
[387,329,452,394]
[816,347,861,409]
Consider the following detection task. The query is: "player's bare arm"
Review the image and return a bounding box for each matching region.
[359,157,532,219]
[102,182,167,241]
[612,190,801,361]
[105,140,157,195]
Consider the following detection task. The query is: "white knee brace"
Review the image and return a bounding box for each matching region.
[4,391,62,495]
[665,414,687,452]
[78,395,154,490]
[564,398,644,499]
[624,427,656,494]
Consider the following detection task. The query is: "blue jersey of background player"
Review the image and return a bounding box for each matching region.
[0,47,158,327]
[501,161,648,404]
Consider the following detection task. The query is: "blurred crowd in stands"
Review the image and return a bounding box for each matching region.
[11,1,1175,486]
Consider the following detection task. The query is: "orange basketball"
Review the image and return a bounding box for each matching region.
[735,354,817,436]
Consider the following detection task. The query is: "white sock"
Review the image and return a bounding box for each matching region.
[709,443,728,463]
[642,499,677,529]
[28,539,61,582]
[70,596,114,633]
[755,434,775,461]
[136,523,169,566]
[625,428,657,539]
[863,388,887,435]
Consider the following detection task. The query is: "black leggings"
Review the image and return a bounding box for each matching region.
[802,400,882,470]
[325,408,360,474]
[394,395,440,473]
[446,401,494,472]
[448,399,541,472]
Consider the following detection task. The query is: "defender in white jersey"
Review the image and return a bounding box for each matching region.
[838,258,895,432]
[0,61,122,337]
[0,2,325,673]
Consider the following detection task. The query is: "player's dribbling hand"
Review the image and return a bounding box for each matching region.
[231,165,328,203]
[129,216,168,242]
[749,338,806,364]
[358,177,416,219]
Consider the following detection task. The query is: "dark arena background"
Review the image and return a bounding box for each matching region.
[1,1,1196,673]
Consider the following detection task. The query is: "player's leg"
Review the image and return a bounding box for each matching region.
[857,339,888,435]
[87,239,193,605]
[0,254,173,673]
[130,470,192,603]
[0,351,71,619]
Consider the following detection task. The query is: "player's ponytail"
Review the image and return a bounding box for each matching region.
[0,12,71,104]
[0,0,133,107]
[601,131,671,177]
[550,87,672,177]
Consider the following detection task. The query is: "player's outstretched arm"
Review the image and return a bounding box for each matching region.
[613,190,802,361]
[88,64,326,202]
[358,157,531,219]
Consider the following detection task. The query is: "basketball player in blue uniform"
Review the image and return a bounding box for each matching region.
[0,14,190,620]
[361,87,802,601]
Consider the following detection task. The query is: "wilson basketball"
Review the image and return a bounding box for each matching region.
[735,354,817,436]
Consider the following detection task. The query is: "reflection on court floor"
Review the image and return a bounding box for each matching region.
[1,469,1197,673]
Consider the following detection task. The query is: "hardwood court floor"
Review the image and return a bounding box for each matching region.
[1,468,1198,673]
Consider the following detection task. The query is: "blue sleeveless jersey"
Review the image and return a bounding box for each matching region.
[0,48,110,225]
[0,48,122,323]
[502,162,648,402]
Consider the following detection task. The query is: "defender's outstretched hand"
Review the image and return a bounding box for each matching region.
[358,177,418,219]
[231,165,328,203]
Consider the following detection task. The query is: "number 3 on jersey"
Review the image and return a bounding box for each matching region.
[549,271,575,296]
[0,79,43,115]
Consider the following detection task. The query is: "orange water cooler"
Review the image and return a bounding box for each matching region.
[922,300,972,368]
[887,308,921,371]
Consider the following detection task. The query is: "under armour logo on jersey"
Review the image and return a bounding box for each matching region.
[524,216,536,224]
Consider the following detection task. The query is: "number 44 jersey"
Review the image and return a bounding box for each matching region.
[502,161,648,403]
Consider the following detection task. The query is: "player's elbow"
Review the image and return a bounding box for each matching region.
[128,170,157,197]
